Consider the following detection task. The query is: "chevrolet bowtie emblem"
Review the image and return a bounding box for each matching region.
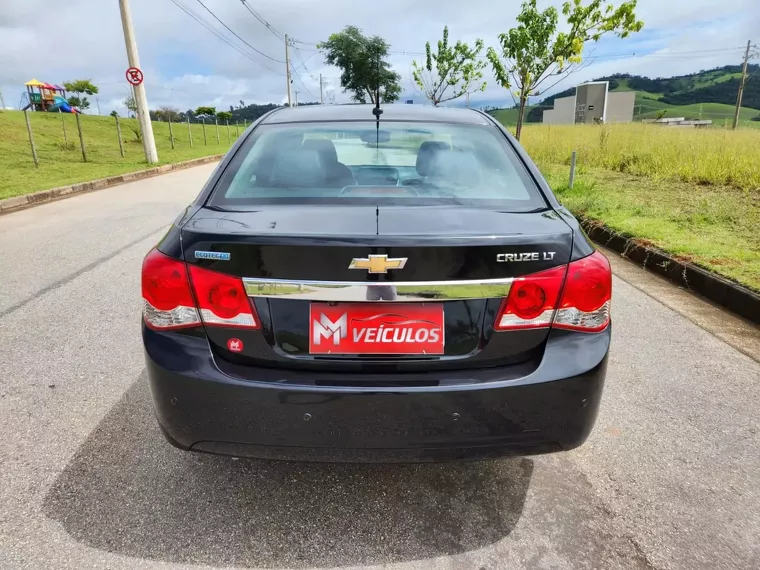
[349,255,408,274]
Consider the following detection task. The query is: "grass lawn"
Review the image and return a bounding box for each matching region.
[0,110,246,200]
[521,123,760,191]
[540,163,760,292]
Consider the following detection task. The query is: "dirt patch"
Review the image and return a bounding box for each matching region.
[707,258,741,267]
[631,238,657,249]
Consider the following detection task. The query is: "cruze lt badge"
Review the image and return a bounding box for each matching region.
[497,252,556,262]
[349,254,408,274]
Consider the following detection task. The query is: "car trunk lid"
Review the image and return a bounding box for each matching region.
[180,205,573,370]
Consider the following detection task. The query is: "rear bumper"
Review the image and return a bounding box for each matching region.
[144,325,610,463]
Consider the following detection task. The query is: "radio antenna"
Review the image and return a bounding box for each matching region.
[372,46,383,118]
[372,47,383,164]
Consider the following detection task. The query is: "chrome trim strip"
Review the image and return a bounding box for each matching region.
[243,277,514,302]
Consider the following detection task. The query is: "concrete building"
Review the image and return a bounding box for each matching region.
[543,96,576,125]
[542,82,636,124]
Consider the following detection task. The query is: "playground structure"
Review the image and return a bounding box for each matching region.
[23,79,79,114]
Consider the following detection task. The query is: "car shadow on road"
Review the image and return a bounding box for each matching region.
[44,373,534,568]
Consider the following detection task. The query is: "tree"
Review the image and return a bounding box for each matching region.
[66,96,90,110]
[155,106,180,122]
[124,94,138,118]
[195,106,216,119]
[239,100,245,109]
[216,111,232,122]
[412,26,487,106]
[318,26,402,104]
[487,0,644,139]
[63,79,98,111]
[110,110,119,118]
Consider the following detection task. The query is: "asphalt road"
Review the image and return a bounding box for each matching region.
[1,164,759,570]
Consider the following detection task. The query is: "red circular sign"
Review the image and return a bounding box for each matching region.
[126,67,144,86]
[227,338,244,353]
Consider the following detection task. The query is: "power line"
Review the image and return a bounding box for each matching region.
[386,45,750,61]
[239,0,285,41]
[289,43,318,101]
[292,45,319,79]
[168,0,284,75]
[291,63,318,101]
[192,0,283,63]
[291,38,319,48]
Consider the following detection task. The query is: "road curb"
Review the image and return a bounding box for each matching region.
[580,216,760,325]
[0,155,224,215]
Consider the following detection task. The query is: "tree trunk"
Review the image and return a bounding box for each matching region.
[515,92,528,141]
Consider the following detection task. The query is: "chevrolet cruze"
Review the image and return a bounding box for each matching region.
[141,104,612,463]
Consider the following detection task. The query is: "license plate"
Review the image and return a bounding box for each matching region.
[309,303,445,355]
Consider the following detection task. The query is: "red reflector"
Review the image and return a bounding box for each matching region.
[494,265,565,331]
[188,264,260,329]
[512,281,547,320]
[209,281,245,319]
[141,249,200,330]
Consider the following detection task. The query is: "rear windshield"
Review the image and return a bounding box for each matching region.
[208,120,546,211]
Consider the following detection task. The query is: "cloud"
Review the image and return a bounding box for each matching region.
[0,0,756,113]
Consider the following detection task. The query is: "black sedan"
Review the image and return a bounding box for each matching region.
[141,103,612,463]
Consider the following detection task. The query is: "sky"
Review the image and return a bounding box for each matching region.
[0,0,758,115]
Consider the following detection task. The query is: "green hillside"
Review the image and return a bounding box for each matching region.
[633,95,758,125]
[0,110,242,200]
[488,107,524,125]
[490,64,760,127]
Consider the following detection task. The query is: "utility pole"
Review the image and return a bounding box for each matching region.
[295,90,299,107]
[0,88,6,109]
[284,34,293,107]
[118,0,159,163]
[95,97,101,115]
[733,40,752,130]
[320,74,324,105]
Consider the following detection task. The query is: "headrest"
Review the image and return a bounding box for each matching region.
[302,138,339,164]
[428,149,482,186]
[416,141,452,176]
[269,149,326,187]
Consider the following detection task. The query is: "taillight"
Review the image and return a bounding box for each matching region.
[141,249,261,331]
[494,251,611,332]
[494,265,566,330]
[553,251,611,332]
[141,249,201,330]
[187,264,260,329]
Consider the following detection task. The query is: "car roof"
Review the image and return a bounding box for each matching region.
[260,103,492,125]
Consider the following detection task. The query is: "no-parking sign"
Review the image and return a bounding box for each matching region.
[126,67,144,86]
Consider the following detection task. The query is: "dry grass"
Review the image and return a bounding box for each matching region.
[521,123,760,191]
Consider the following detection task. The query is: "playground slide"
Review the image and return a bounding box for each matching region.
[48,95,79,114]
